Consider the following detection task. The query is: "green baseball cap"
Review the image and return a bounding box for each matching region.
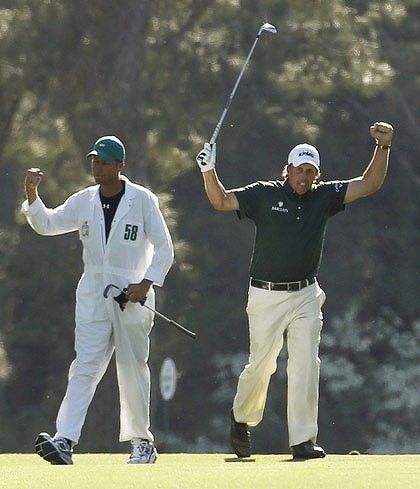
[87,135,125,162]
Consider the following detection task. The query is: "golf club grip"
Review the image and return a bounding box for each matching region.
[103,284,197,338]
[169,320,197,339]
[210,108,228,145]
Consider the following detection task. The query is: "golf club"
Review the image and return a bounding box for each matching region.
[209,22,277,145]
[103,284,197,339]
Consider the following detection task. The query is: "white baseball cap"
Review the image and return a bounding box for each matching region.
[288,143,320,169]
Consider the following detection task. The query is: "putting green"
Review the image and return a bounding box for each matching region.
[1,453,419,489]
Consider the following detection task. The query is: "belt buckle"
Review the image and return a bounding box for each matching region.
[288,281,300,292]
[286,279,311,292]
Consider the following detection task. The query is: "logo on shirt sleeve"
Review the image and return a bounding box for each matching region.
[334,183,343,192]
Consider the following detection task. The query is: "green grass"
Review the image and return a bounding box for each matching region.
[1,454,419,489]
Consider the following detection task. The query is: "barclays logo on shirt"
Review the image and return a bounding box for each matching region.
[271,201,289,213]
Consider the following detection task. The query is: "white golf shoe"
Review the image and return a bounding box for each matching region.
[35,432,73,465]
[127,438,157,464]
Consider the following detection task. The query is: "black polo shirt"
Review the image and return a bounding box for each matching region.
[234,179,348,282]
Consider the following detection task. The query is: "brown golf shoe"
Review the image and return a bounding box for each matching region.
[230,409,251,458]
[290,440,326,460]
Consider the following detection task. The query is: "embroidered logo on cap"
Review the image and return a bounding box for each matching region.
[299,150,315,159]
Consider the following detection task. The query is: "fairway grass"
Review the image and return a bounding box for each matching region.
[1,453,419,489]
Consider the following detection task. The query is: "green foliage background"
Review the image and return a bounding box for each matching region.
[0,0,419,454]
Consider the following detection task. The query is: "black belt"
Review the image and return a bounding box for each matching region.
[250,277,315,292]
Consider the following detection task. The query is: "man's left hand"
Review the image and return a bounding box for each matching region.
[370,121,393,146]
[125,279,153,303]
[196,142,216,172]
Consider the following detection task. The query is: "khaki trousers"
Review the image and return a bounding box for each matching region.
[232,281,326,447]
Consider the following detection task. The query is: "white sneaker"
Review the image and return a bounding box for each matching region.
[35,432,73,465]
[127,438,157,464]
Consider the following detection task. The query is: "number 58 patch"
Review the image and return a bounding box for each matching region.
[123,223,138,241]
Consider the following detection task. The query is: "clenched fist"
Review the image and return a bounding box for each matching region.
[25,167,44,204]
[370,122,393,146]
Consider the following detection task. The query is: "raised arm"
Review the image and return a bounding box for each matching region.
[196,143,239,211]
[25,167,44,204]
[344,121,393,204]
[22,168,78,235]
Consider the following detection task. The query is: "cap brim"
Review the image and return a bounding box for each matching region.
[86,149,119,162]
[86,150,98,158]
[291,160,319,169]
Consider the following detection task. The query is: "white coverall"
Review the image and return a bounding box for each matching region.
[22,175,174,444]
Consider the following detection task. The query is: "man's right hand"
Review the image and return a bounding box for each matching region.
[196,142,216,172]
[25,167,43,204]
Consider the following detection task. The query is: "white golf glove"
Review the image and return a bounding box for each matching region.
[196,142,216,172]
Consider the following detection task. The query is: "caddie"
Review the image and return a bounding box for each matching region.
[22,135,174,464]
[196,122,393,459]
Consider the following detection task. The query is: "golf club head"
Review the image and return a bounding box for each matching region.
[260,22,277,34]
[103,283,121,298]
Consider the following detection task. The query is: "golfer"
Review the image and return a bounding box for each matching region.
[196,122,393,459]
[22,135,174,464]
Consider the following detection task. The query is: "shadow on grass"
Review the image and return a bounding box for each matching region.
[281,458,306,462]
[224,457,256,463]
